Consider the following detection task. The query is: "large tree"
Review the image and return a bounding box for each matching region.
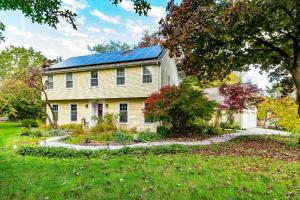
[160,0,300,115]
[138,31,164,47]
[0,46,46,78]
[0,0,150,42]
[88,41,131,53]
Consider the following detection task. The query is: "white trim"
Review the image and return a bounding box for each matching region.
[89,70,99,88]
[65,72,73,89]
[69,103,78,122]
[115,67,126,86]
[141,65,153,85]
[118,102,129,124]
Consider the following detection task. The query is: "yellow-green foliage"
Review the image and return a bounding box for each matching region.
[90,124,116,135]
[257,97,300,133]
[59,124,84,135]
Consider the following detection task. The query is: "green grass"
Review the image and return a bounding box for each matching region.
[0,123,299,199]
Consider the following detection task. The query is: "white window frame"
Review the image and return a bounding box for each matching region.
[141,66,153,84]
[65,73,73,89]
[52,104,58,122]
[69,104,78,122]
[144,102,153,124]
[119,103,128,123]
[90,70,99,87]
[47,75,54,90]
[116,68,126,86]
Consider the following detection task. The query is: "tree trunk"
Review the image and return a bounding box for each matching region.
[291,65,300,116]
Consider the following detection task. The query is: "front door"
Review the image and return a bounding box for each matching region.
[98,104,103,118]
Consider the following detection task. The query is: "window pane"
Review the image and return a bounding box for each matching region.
[91,70,98,78]
[70,104,77,121]
[47,75,53,89]
[66,73,72,81]
[142,66,152,83]
[117,68,125,76]
[66,81,73,88]
[144,103,153,123]
[119,103,128,123]
[117,77,125,85]
[91,79,98,87]
[52,105,58,121]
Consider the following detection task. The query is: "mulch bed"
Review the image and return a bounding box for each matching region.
[193,136,300,162]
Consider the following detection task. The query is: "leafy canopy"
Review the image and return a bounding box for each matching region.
[218,83,263,112]
[145,78,216,132]
[0,46,46,78]
[0,0,151,42]
[257,97,300,133]
[88,41,131,53]
[160,0,300,114]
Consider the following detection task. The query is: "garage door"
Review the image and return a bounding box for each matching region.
[241,110,257,129]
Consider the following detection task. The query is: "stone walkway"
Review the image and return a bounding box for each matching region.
[39,128,290,151]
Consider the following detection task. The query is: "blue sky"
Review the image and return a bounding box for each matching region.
[0,0,271,88]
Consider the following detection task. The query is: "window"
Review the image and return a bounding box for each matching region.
[66,73,73,88]
[119,103,128,123]
[70,104,77,121]
[142,66,152,84]
[116,68,125,85]
[90,70,98,87]
[52,104,58,121]
[144,102,153,123]
[47,75,53,89]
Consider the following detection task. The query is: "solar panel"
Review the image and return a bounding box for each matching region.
[50,46,163,69]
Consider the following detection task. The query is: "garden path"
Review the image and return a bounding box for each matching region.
[39,128,290,151]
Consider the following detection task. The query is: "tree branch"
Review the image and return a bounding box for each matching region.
[253,36,291,61]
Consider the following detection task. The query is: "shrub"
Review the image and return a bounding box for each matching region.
[92,113,118,128]
[136,131,161,143]
[59,124,84,135]
[112,130,134,144]
[90,124,116,135]
[145,78,216,134]
[42,129,70,137]
[22,119,38,128]
[20,128,42,137]
[17,144,190,158]
[157,126,170,136]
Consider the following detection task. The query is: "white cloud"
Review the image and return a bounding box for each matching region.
[124,19,149,37]
[119,0,165,21]
[148,6,165,21]
[90,9,121,24]
[77,16,86,25]
[62,0,88,12]
[58,22,88,38]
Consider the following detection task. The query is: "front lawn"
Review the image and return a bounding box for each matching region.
[0,123,299,199]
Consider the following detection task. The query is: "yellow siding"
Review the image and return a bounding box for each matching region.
[43,65,159,100]
[48,98,158,131]
[47,100,89,125]
[105,98,158,131]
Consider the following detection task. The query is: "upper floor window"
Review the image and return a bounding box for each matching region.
[119,103,128,123]
[116,68,125,85]
[142,66,152,84]
[90,70,98,87]
[66,73,73,88]
[70,104,77,122]
[47,75,53,89]
[52,104,58,121]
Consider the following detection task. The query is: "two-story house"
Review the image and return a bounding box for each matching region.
[43,46,179,131]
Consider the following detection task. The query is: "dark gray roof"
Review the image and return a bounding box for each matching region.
[50,46,163,70]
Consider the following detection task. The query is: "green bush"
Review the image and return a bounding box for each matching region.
[90,124,115,135]
[220,122,241,130]
[112,130,134,144]
[136,131,161,143]
[17,144,190,158]
[59,124,84,135]
[20,128,42,137]
[42,129,70,136]
[22,119,38,128]
[157,126,170,136]
[92,113,118,128]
